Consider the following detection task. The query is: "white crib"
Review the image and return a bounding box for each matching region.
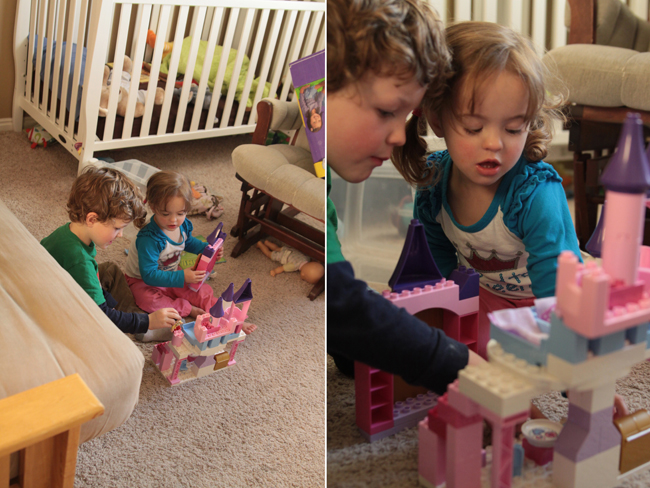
[12,0,325,173]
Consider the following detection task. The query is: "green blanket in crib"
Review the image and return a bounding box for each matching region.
[159,37,271,108]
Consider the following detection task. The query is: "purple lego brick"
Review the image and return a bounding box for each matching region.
[448,266,480,300]
[207,222,223,245]
[388,219,443,293]
[554,404,621,462]
[210,297,224,318]
[221,282,234,302]
[586,206,604,258]
[601,113,650,194]
[234,278,253,303]
[193,355,216,368]
[202,246,215,259]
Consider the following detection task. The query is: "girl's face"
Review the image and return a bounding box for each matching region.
[430,70,530,193]
[153,195,188,232]
[328,74,426,183]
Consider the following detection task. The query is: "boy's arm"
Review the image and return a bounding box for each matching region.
[519,182,583,298]
[327,260,469,395]
[99,289,149,334]
[413,193,458,278]
[66,262,106,306]
[136,234,185,288]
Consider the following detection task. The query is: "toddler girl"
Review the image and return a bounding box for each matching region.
[392,21,582,357]
[124,170,223,319]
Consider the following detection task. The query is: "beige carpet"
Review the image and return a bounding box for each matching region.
[328,342,650,487]
[0,130,324,487]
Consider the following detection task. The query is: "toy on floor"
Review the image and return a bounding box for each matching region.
[418,113,650,488]
[355,219,481,442]
[188,221,226,292]
[255,240,324,285]
[152,279,253,385]
[25,124,55,148]
[187,181,224,220]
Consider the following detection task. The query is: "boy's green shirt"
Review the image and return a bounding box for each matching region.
[327,166,345,264]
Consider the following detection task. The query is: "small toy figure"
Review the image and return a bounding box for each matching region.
[256,240,324,284]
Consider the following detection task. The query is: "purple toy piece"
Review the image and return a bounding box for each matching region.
[221,283,234,302]
[234,279,253,303]
[586,203,605,258]
[388,219,443,293]
[448,266,480,300]
[207,222,225,245]
[600,113,650,194]
[210,297,224,318]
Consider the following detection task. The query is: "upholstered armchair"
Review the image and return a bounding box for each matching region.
[230,98,325,300]
[544,0,650,249]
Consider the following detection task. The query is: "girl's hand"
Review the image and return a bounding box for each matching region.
[184,268,207,284]
[216,247,224,261]
[148,308,181,329]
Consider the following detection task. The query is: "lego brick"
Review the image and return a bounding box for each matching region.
[436,394,482,428]
[512,443,524,476]
[547,313,589,364]
[383,281,479,318]
[355,362,394,437]
[447,380,480,417]
[624,322,649,345]
[554,405,621,462]
[446,420,482,488]
[192,355,216,369]
[490,322,549,367]
[449,266,480,300]
[522,438,553,466]
[418,418,446,488]
[614,409,650,474]
[428,406,447,439]
[553,446,620,488]
[546,342,646,391]
[588,330,626,357]
[458,362,537,418]
[609,283,645,309]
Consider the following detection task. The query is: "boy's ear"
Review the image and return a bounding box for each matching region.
[85,212,99,226]
[427,113,445,138]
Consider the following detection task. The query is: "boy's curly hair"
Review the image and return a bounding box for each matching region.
[67,166,146,228]
[327,0,450,94]
[393,21,567,187]
[145,170,193,214]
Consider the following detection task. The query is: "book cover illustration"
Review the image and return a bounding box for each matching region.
[289,50,325,178]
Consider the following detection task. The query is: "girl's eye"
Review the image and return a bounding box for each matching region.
[464,127,482,134]
[377,109,394,118]
[506,128,523,135]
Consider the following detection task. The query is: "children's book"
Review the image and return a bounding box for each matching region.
[289,50,325,178]
[179,235,226,270]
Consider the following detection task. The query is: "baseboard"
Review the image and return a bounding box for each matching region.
[0,118,14,132]
[0,115,37,132]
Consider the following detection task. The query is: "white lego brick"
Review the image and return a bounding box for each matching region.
[487,340,564,392]
[458,362,537,418]
[553,446,620,488]
[546,342,646,391]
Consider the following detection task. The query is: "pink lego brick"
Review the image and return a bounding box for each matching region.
[228,340,243,366]
[419,418,446,488]
[355,362,394,436]
[446,419,482,488]
[436,394,482,429]
[522,438,553,466]
[382,280,479,317]
[188,237,223,292]
[447,380,480,417]
[428,406,447,439]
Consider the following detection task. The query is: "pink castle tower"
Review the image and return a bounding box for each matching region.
[600,113,650,285]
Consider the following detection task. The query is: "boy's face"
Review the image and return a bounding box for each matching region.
[89,217,130,249]
[328,74,426,183]
[153,195,188,232]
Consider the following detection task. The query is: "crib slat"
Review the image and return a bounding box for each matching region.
[51,0,67,125]
[205,7,240,130]
[102,3,132,142]
[219,7,254,128]
[157,5,190,136]
[173,6,207,134]
[302,10,323,57]
[145,5,162,63]
[25,0,38,106]
[550,0,567,49]
[249,8,284,125]
[34,0,48,111]
[268,9,297,104]
[59,0,77,133]
[531,0,548,53]
[122,4,152,138]
[234,8,270,127]
[455,0,472,21]
[203,7,215,41]
[42,0,57,118]
[430,0,448,23]
[140,5,172,137]
[202,7,224,129]
[190,7,225,132]
[66,0,88,134]
[279,10,309,103]
[482,0,499,22]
